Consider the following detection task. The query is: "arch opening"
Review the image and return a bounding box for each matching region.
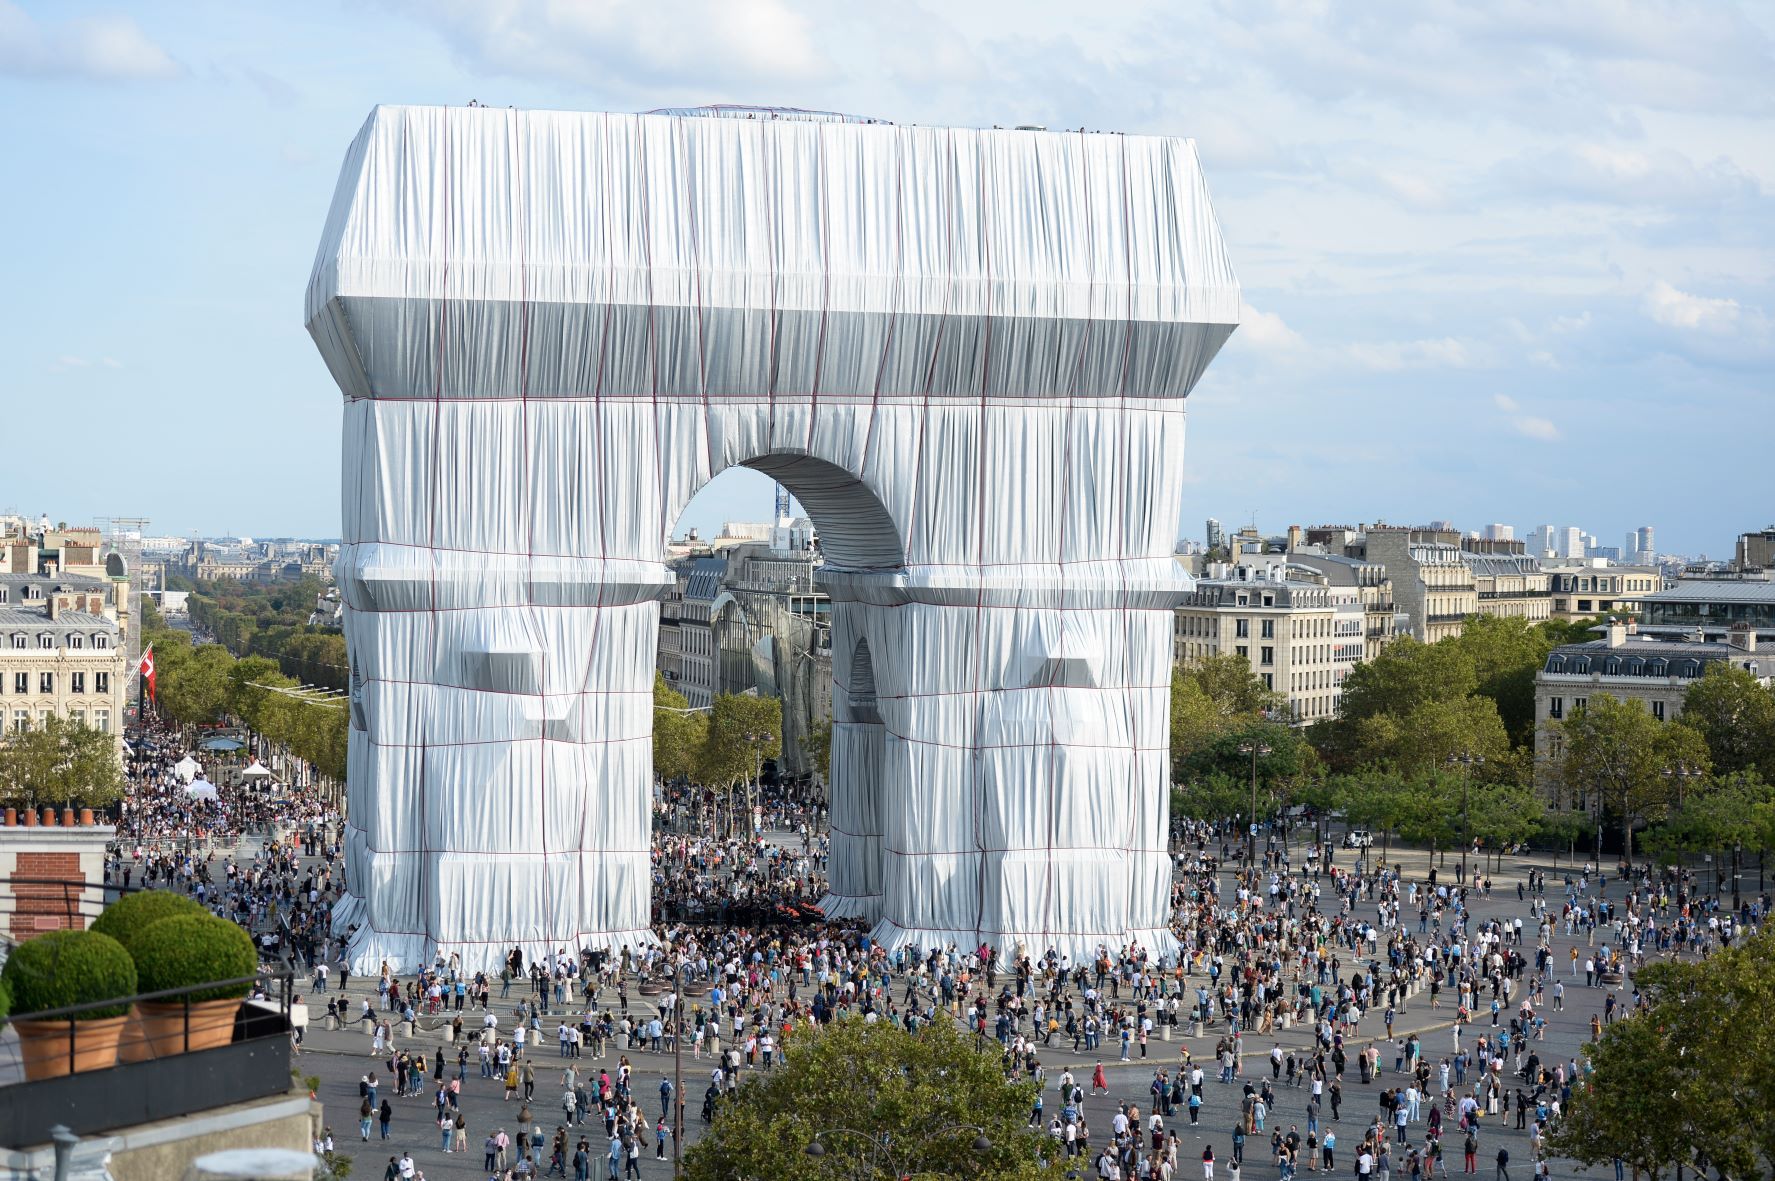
[672,454,905,573]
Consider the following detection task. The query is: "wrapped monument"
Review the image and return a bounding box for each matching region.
[306,104,1239,972]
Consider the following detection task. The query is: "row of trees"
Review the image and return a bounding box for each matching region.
[178,575,350,692]
[654,674,782,836]
[1170,613,1775,873]
[0,714,128,810]
[142,599,349,782]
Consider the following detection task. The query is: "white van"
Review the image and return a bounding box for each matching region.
[1343,829,1374,849]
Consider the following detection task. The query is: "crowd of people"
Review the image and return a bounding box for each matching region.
[96,712,1773,1180]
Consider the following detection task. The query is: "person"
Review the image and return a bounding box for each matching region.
[1203,1145,1216,1181]
[358,1096,373,1141]
[1496,1147,1509,1181]
[378,1098,393,1140]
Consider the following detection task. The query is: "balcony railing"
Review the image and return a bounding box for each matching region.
[1426,613,1469,624]
[0,973,294,1148]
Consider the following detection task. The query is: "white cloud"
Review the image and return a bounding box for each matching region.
[1511,416,1561,441]
[400,0,829,93]
[57,355,91,368]
[1493,393,1560,440]
[0,2,179,81]
[1345,337,1474,371]
[1643,280,1741,332]
[1237,303,1305,352]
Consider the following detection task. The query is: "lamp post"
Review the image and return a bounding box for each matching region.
[1448,752,1483,886]
[671,958,688,1179]
[742,729,774,840]
[1236,737,1272,876]
[1662,760,1703,888]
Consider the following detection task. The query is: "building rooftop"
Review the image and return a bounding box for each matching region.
[0,608,117,630]
[1642,580,1775,604]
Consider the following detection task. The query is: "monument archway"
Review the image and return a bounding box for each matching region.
[307,104,1239,972]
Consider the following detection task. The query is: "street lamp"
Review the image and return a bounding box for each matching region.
[1448,752,1483,886]
[742,729,774,840]
[1662,760,1704,889]
[1236,737,1272,876]
[671,958,689,1179]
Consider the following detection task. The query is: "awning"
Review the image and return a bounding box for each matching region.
[240,760,275,780]
[173,755,202,784]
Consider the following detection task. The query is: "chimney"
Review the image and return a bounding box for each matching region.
[47,594,60,621]
[1605,617,1627,648]
[1729,623,1757,653]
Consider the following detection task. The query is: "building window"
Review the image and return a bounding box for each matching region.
[1262,674,1273,689]
[9,634,22,649]
[68,708,85,728]
[1236,645,1249,659]
[70,672,85,694]
[1574,697,1587,713]
[94,672,109,695]
[37,634,53,650]
[11,672,24,696]
[12,710,27,732]
[93,634,109,649]
[1235,619,1249,638]
[1261,619,1275,639]
[1261,646,1274,666]
[95,709,110,733]
[1548,697,1563,720]
[68,634,83,650]
[39,672,54,694]
[1652,701,1665,721]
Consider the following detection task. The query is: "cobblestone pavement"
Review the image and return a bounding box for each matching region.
[298,841,1632,1181]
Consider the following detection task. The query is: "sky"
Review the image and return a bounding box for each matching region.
[1,1,1770,558]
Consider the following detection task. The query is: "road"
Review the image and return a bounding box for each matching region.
[297,840,1632,1181]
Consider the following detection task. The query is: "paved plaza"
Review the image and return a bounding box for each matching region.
[297,837,1631,1181]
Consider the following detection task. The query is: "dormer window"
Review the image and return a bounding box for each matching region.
[67,634,83,649]
[93,634,109,649]
[37,634,54,650]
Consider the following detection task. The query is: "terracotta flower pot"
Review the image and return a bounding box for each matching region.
[21,807,38,827]
[137,998,243,1055]
[3,806,15,826]
[12,1016,129,1080]
[79,808,94,826]
[61,807,76,827]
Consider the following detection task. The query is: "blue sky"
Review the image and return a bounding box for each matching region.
[1,1,1770,557]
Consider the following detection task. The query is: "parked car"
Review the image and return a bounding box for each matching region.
[1344,829,1374,849]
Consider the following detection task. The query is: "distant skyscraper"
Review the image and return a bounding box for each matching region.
[1529,525,1556,556]
[1481,524,1514,542]
[1636,525,1655,561]
[1561,527,1584,559]
[1206,518,1224,551]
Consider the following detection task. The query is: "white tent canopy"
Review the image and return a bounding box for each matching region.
[240,760,275,781]
[185,779,219,801]
[173,755,202,784]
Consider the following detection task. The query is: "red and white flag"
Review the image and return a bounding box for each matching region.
[139,644,156,703]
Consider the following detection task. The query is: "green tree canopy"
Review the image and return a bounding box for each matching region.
[1557,695,1710,860]
[1169,654,1286,783]
[1681,663,1775,782]
[652,673,707,783]
[682,1017,1065,1181]
[1550,928,1775,1179]
[0,713,127,808]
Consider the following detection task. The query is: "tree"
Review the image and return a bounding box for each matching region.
[1536,616,1607,645]
[1176,719,1318,818]
[1336,637,1477,723]
[652,674,707,784]
[1550,929,1775,1179]
[799,716,833,785]
[0,714,127,809]
[1682,664,1775,782]
[1445,614,1556,745]
[1558,696,1711,861]
[682,1016,1065,1181]
[696,694,782,837]
[1465,782,1543,868]
[1169,657,1285,783]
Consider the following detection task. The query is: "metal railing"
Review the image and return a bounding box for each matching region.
[1,970,293,1078]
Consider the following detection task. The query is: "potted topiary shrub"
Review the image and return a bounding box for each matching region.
[131,913,260,1055]
[92,889,208,1061]
[1,928,137,1079]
